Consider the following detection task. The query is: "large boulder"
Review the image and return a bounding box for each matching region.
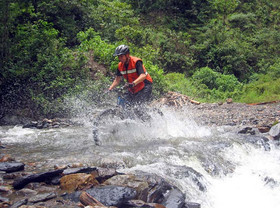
[134,171,173,203]
[103,174,149,201]
[60,173,99,192]
[85,185,137,207]
[64,185,137,207]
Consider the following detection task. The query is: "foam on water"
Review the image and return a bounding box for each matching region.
[1,125,38,143]
[206,144,280,208]
[96,106,212,145]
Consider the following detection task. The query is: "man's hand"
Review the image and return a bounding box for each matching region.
[104,88,112,94]
[125,82,135,88]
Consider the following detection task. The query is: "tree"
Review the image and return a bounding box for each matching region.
[209,0,239,25]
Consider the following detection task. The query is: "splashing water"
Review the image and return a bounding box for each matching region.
[1,101,280,208]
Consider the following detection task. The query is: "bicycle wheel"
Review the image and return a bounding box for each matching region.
[92,107,125,145]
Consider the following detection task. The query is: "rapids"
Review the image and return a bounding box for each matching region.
[1,106,280,208]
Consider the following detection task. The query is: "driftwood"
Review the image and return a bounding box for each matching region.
[152,91,200,107]
[247,100,280,105]
[79,191,106,207]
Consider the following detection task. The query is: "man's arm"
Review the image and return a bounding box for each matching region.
[132,60,147,86]
[109,76,122,91]
[133,74,147,86]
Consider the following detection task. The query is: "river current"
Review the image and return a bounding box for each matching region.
[1,105,280,208]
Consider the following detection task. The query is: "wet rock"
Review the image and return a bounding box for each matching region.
[269,123,280,140]
[28,192,57,203]
[184,202,201,208]
[0,162,25,173]
[238,127,256,135]
[22,121,38,129]
[17,188,38,196]
[48,175,61,185]
[0,142,6,149]
[0,196,9,202]
[65,185,137,207]
[19,205,47,208]
[95,167,118,184]
[13,169,63,189]
[240,135,270,151]
[166,166,206,192]
[25,182,43,190]
[264,176,279,188]
[79,191,103,206]
[60,173,99,192]
[85,185,137,207]
[103,174,149,201]
[161,188,185,208]
[54,164,68,170]
[63,190,82,203]
[134,171,172,203]
[258,126,270,133]
[36,185,58,193]
[10,198,28,208]
[69,163,84,168]
[36,121,48,129]
[0,201,10,208]
[0,185,12,193]
[3,172,28,180]
[202,158,235,176]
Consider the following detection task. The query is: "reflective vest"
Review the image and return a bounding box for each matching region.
[118,56,153,94]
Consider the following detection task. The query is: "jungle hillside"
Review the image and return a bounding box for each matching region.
[1,0,280,119]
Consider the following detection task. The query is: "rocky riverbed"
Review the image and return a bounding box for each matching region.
[0,155,201,208]
[187,101,280,132]
[153,92,280,132]
[0,99,279,208]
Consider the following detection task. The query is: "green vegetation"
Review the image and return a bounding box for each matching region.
[1,0,280,118]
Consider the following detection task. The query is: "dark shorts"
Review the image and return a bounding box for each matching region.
[124,82,153,106]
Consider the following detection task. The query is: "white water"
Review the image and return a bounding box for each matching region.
[206,145,280,208]
[1,106,280,208]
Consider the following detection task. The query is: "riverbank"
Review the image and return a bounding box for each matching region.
[153,92,279,132]
[187,101,280,132]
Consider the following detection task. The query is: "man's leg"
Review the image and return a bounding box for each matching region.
[133,83,153,104]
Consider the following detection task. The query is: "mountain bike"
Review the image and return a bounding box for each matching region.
[92,87,163,145]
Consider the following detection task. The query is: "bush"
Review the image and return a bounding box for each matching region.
[165,72,195,96]
[239,77,280,103]
[238,60,280,103]
[192,67,242,101]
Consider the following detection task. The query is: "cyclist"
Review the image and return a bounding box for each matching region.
[108,45,153,105]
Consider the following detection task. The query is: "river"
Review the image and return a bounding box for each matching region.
[1,106,280,208]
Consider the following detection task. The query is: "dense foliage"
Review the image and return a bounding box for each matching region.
[1,0,280,118]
